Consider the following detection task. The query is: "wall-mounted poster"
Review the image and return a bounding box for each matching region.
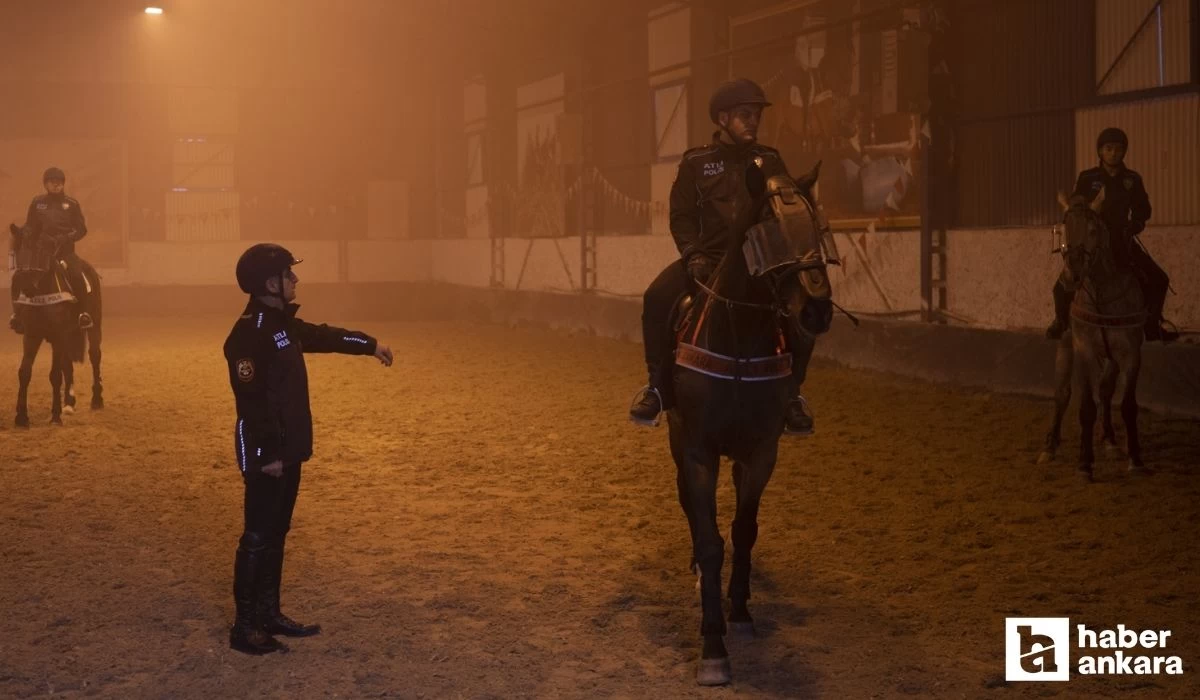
[731,0,927,229]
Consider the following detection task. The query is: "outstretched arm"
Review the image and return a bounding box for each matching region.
[291,319,393,365]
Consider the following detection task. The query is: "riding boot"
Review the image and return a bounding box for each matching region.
[1045,282,1073,340]
[259,547,321,637]
[630,367,666,427]
[68,268,93,329]
[230,545,288,655]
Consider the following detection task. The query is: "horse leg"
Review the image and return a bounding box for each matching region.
[15,334,41,428]
[672,440,729,686]
[1077,371,1097,482]
[63,354,76,415]
[1039,334,1073,464]
[88,324,103,409]
[1099,362,1119,456]
[728,443,778,637]
[1122,358,1144,472]
[49,344,64,425]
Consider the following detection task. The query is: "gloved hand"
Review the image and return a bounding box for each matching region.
[687,254,717,284]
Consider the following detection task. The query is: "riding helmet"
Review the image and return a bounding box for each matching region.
[708,79,772,124]
[43,167,66,183]
[1096,127,1128,152]
[235,243,303,295]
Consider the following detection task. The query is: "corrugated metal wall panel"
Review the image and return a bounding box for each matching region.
[956,112,1075,227]
[1096,0,1191,95]
[165,191,240,241]
[954,0,1093,119]
[1075,93,1200,224]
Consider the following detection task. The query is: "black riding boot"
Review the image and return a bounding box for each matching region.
[630,365,667,427]
[1045,282,1073,340]
[230,545,288,655]
[785,332,816,436]
[259,546,321,637]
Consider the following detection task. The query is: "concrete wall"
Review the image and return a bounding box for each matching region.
[7,224,1196,332]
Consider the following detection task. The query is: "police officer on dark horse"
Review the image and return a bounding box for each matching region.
[630,79,820,436]
[10,166,99,334]
[642,79,837,686]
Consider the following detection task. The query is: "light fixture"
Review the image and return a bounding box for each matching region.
[145,7,164,14]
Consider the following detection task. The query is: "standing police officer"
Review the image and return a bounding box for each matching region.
[1046,128,1177,343]
[224,243,394,655]
[10,167,94,333]
[629,79,817,435]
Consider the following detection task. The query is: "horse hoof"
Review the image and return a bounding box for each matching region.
[90,398,104,410]
[696,657,732,686]
[1036,451,1055,465]
[50,416,63,426]
[728,620,756,638]
[62,405,75,416]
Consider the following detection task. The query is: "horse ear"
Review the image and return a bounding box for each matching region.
[1056,191,1070,211]
[793,160,822,192]
[1091,186,1106,212]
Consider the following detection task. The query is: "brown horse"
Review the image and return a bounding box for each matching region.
[1038,189,1146,481]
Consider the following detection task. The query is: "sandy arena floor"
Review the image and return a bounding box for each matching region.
[1,317,1197,699]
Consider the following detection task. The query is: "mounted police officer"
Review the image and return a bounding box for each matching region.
[9,167,94,333]
[629,78,817,435]
[223,243,394,655]
[1046,128,1177,343]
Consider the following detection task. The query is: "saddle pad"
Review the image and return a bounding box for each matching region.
[676,343,792,382]
[15,291,76,306]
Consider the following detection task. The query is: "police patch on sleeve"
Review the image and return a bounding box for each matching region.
[236,358,255,382]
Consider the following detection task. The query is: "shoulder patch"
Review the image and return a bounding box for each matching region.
[236,358,255,382]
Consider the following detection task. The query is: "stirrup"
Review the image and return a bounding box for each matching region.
[629,386,664,428]
[78,312,94,329]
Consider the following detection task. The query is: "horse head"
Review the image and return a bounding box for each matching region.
[1057,186,1109,287]
[743,160,835,336]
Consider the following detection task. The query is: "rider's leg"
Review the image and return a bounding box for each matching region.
[62,254,92,328]
[631,261,690,424]
[784,321,817,436]
[9,283,23,334]
[1130,243,1175,342]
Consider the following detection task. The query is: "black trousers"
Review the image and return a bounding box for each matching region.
[641,260,815,394]
[243,462,302,548]
[1052,242,1170,332]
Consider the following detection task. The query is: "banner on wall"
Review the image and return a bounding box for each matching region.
[0,139,127,267]
[731,0,927,229]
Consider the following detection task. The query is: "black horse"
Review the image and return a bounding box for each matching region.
[668,163,833,685]
[10,223,104,427]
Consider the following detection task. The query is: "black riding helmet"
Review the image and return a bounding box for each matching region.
[236,243,302,295]
[43,166,66,183]
[708,79,772,124]
[1096,127,1128,153]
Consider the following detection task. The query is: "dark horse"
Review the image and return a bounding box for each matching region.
[668,162,833,685]
[10,223,104,427]
[1037,189,1145,481]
